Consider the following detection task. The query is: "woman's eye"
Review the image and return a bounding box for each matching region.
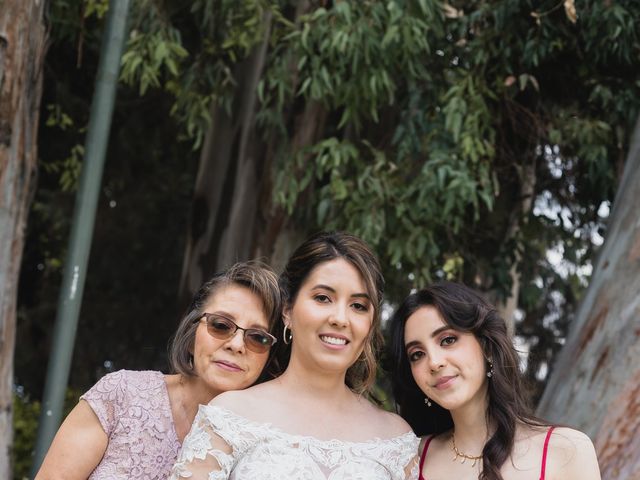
[408,351,424,362]
[314,294,331,303]
[352,302,368,312]
[212,321,232,331]
[441,336,457,346]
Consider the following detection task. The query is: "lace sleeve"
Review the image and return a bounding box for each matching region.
[170,405,258,480]
[393,432,421,480]
[405,452,420,480]
[79,370,127,436]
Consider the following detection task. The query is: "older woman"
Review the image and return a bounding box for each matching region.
[35,261,282,480]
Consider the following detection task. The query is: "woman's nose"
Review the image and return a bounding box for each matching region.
[224,329,246,352]
[427,350,445,372]
[328,305,348,327]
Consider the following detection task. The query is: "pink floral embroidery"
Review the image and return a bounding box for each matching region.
[81,370,181,479]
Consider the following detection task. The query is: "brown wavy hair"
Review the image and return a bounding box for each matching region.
[273,231,384,395]
[387,281,547,480]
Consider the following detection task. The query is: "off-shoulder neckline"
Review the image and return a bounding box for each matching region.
[202,404,418,446]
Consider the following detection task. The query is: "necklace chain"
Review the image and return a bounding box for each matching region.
[451,434,483,467]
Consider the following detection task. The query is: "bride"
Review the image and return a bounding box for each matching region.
[170,231,419,479]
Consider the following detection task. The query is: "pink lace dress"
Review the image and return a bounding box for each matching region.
[81,369,181,479]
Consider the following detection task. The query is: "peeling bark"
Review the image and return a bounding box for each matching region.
[0,0,46,475]
[594,369,640,479]
[537,115,640,479]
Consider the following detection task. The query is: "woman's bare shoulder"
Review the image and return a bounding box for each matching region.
[544,426,596,454]
[546,427,601,480]
[355,399,415,438]
[208,380,280,416]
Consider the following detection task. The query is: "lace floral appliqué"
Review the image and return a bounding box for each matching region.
[170,405,420,480]
[81,370,181,479]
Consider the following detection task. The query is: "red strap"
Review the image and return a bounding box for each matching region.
[540,426,555,480]
[418,436,434,480]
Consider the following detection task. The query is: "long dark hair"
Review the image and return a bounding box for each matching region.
[388,282,546,480]
[273,231,385,395]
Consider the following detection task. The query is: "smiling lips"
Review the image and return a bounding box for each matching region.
[434,375,457,389]
[214,360,243,372]
[319,334,349,347]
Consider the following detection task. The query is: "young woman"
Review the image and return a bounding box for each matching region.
[388,281,601,480]
[35,261,282,480]
[170,231,420,480]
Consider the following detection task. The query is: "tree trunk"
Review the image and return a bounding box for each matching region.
[496,158,537,335]
[537,115,640,480]
[215,13,273,272]
[178,2,323,303]
[249,1,327,274]
[0,0,46,475]
[177,12,272,305]
[251,100,328,274]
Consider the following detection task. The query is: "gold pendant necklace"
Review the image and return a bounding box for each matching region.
[451,434,483,467]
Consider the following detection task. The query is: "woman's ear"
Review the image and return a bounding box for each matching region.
[478,336,492,360]
[282,307,291,327]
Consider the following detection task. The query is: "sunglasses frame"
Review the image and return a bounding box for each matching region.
[196,313,277,353]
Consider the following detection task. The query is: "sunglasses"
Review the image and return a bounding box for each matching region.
[197,313,277,354]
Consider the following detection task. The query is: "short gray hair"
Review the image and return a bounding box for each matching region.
[169,261,282,379]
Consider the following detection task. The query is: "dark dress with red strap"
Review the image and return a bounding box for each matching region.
[418,426,556,480]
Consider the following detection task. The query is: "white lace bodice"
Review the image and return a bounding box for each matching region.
[170,405,420,480]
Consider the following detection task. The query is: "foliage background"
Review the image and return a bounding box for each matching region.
[13,0,640,477]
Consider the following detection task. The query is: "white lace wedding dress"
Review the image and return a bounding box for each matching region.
[169,405,420,480]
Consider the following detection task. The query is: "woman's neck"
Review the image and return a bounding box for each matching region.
[178,374,220,421]
[277,357,353,405]
[449,390,493,454]
[166,373,219,442]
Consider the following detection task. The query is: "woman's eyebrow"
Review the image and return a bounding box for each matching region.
[351,293,370,300]
[311,284,335,292]
[431,325,450,338]
[405,340,421,350]
[405,326,451,350]
[312,284,370,299]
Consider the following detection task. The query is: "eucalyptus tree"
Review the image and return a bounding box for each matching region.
[9,1,640,474]
[121,0,639,374]
[14,0,640,429]
[0,0,46,475]
[538,115,640,479]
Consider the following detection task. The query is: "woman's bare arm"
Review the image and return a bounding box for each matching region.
[34,400,108,480]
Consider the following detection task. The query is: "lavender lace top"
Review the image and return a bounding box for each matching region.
[80,369,181,479]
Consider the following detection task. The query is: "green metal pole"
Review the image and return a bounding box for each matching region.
[31,0,131,474]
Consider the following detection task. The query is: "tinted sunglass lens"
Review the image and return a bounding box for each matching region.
[207,317,235,338]
[204,315,273,352]
[246,330,273,353]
